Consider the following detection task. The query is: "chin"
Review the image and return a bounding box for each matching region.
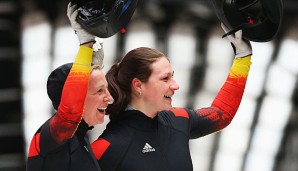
[92,118,104,125]
[165,104,172,110]
[96,114,105,124]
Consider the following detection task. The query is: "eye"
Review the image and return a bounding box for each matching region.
[162,76,169,81]
[97,88,103,94]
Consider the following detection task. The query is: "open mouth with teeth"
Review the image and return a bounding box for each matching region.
[97,108,106,113]
[164,95,172,99]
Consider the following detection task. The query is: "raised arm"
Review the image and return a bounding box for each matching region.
[49,45,93,144]
[48,3,96,144]
[189,24,252,138]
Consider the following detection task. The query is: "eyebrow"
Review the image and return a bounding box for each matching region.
[160,71,174,77]
[96,85,105,91]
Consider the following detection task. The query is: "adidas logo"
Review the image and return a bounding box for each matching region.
[142,143,155,153]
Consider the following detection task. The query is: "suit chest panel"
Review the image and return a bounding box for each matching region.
[118,125,192,171]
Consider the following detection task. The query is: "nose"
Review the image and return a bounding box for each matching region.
[107,98,114,105]
[104,91,114,104]
[170,79,180,91]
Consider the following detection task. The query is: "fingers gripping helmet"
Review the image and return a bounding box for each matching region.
[209,0,283,42]
[72,0,138,38]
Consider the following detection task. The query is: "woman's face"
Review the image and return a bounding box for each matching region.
[141,57,180,114]
[83,69,113,126]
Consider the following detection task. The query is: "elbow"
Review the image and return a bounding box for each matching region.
[219,112,234,129]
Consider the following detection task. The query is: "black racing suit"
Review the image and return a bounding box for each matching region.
[91,56,252,171]
[26,46,101,171]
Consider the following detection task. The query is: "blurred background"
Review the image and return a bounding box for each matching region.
[1,0,298,170]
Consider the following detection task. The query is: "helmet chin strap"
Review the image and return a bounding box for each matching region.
[221,23,244,39]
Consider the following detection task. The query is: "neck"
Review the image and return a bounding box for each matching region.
[129,98,158,118]
[76,119,93,138]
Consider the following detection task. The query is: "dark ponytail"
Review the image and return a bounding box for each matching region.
[106,63,130,120]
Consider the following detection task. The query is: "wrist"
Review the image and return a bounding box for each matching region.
[81,41,95,47]
[235,49,252,58]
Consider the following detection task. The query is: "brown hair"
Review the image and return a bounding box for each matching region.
[106,47,166,120]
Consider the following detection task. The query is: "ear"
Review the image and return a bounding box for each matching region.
[132,78,142,93]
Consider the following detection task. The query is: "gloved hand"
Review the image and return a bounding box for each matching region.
[221,23,252,58]
[92,37,104,67]
[67,2,95,45]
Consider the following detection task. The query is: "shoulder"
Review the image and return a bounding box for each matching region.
[158,108,193,133]
[169,108,190,118]
[158,107,190,122]
[91,122,134,170]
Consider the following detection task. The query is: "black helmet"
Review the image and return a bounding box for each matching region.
[47,63,73,110]
[209,0,283,42]
[73,0,138,38]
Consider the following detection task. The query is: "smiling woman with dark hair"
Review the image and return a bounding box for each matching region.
[91,24,253,171]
